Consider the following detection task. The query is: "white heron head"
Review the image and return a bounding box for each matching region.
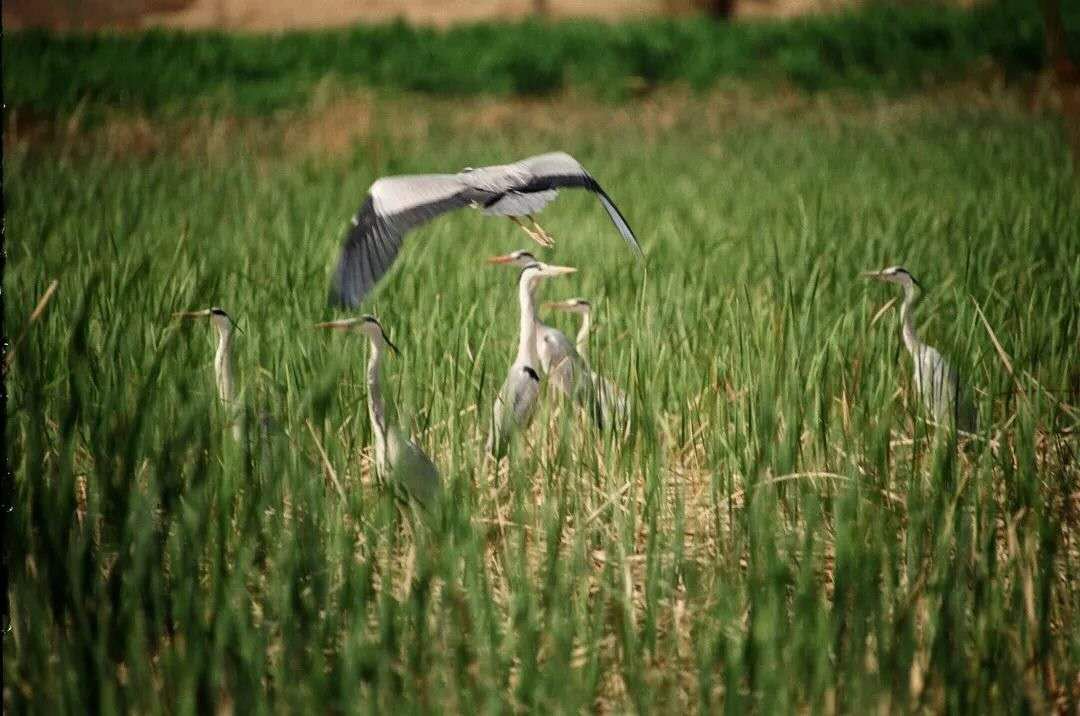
[542,298,592,315]
[173,307,239,336]
[862,266,921,289]
[315,315,399,354]
[516,262,578,289]
[486,249,539,268]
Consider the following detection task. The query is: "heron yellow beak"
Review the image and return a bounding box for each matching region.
[860,270,885,280]
[314,319,358,331]
[542,299,576,311]
[172,309,212,319]
[486,254,517,265]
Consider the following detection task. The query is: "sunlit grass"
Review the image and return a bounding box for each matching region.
[5,90,1079,712]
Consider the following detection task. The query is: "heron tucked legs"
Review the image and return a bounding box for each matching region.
[509,216,556,248]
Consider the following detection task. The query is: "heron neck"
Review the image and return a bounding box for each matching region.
[576,311,592,360]
[517,278,540,366]
[214,328,236,405]
[900,284,922,354]
[367,341,389,438]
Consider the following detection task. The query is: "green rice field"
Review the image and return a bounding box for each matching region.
[5,84,1079,711]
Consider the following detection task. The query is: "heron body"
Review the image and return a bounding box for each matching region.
[318,316,440,509]
[489,252,599,419]
[865,267,976,433]
[545,298,631,431]
[175,307,243,440]
[330,152,642,307]
[487,261,577,458]
[537,324,585,396]
[210,311,237,407]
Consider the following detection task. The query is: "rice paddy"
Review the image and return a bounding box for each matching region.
[5,86,1079,711]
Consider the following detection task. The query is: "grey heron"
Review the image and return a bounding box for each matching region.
[330,151,642,307]
[316,315,440,509]
[542,298,594,359]
[488,251,597,412]
[863,266,976,433]
[173,307,243,439]
[543,297,631,431]
[487,260,578,458]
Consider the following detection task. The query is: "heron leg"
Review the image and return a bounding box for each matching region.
[510,216,555,248]
[528,216,556,246]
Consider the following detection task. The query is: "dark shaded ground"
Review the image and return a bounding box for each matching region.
[4,0,194,30]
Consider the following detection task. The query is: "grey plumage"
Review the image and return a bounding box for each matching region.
[864,266,976,434]
[173,307,243,440]
[487,261,578,458]
[330,152,641,307]
[316,315,440,509]
[544,297,631,433]
[489,364,543,459]
[490,253,603,429]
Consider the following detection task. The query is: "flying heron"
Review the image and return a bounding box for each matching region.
[543,297,631,432]
[487,260,578,458]
[173,307,243,439]
[316,316,440,509]
[488,251,597,414]
[863,266,976,433]
[330,151,642,307]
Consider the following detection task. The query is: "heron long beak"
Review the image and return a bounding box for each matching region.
[314,319,360,331]
[860,270,885,280]
[172,309,212,319]
[541,265,577,277]
[486,254,517,265]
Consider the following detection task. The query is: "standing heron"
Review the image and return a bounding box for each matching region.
[863,266,976,433]
[316,316,440,509]
[173,307,243,439]
[543,298,631,431]
[330,151,642,307]
[488,251,596,411]
[542,298,594,359]
[487,261,578,458]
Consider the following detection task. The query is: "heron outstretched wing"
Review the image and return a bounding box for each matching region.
[482,190,559,216]
[330,174,478,306]
[509,152,642,258]
[330,152,642,307]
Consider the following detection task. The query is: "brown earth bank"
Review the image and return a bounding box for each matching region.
[6,0,861,31]
[5,81,1051,163]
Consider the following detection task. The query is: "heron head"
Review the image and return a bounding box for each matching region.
[542,298,591,315]
[519,262,577,289]
[173,306,239,335]
[208,307,237,332]
[486,249,538,268]
[315,315,399,355]
[862,266,920,289]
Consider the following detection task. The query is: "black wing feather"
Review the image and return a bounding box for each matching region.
[520,173,643,258]
[329,191,476,307]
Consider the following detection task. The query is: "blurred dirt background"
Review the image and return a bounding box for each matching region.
[6,0,1075,157]
[4,0,859,31]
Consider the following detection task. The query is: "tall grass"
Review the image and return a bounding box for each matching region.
[5,94,1079,711]
[6,0,1079,117]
